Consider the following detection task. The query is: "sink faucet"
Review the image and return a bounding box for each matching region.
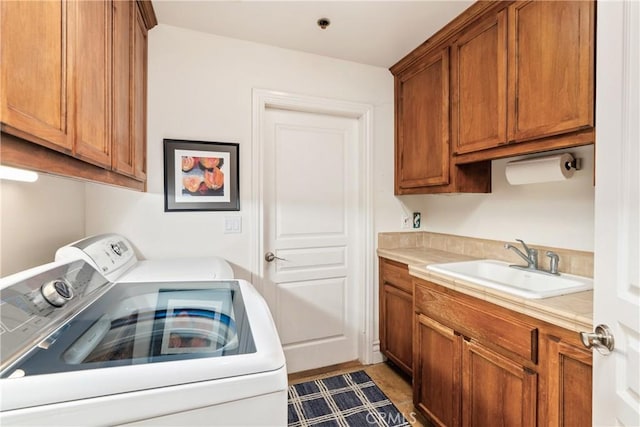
[504,239,538,270]
[504,239,561,275]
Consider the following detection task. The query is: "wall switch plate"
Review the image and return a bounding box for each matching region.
[401,215,411,229]
[413,212,421,229]
[224,216,242,234]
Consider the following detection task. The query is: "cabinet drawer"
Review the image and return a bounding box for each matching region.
[380,259,412,294]
[415,282,538,363]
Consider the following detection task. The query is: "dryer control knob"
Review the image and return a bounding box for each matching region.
[41,279,74,307]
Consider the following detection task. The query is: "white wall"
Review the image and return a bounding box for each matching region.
[84,24,395,280]
[0,174,86,276]
[390,145,595,251]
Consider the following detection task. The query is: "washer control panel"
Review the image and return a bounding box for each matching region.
[55,234,138,282]
[0,260,110,374]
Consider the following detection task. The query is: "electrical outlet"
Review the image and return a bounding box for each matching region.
[401,215,411,229]
[413,212,421,229]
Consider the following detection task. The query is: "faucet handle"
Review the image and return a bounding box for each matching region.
[516,238,531,252]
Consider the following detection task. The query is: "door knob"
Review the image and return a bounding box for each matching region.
[265,252,286,262]
[580,324,615,355]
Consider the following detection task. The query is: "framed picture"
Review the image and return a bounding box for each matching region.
[163,139,239,211]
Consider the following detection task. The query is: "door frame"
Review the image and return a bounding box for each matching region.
[251,88,376,365]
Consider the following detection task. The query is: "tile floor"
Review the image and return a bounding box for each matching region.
[288,362,431,426]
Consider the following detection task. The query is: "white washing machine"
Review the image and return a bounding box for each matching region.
[0,236,287,426]
[54,233,235,283]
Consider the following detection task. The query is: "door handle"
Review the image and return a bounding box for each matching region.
[580,324,615,355]
[265,252,286,262]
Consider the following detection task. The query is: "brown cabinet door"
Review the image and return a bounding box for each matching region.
[451,10,508,155]
[70,0,112,168]
[381,284,413,374]
[462,340,537,427]
[0,1,73,151]
[112,0,134,177]
[396,48,450,191]
[507,0,595,143]
[414,314,462,427]
[546,339,592,426]
[109,0,147,181]
[132,3,148,181]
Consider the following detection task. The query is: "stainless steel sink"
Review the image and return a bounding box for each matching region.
[426,259,593,299]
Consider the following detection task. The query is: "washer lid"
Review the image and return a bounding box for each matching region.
[0,279,285,412]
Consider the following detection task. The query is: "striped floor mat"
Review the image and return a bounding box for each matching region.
[288,370,410,426]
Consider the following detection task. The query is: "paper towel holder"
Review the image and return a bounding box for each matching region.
[505,152,583,186]
[564,155,582,171]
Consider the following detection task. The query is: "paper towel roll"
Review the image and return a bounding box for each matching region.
[505,153,575,185]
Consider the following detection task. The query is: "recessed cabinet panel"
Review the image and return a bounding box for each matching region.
[452,11,507,154]
[112,0,134,176]
[133,4,148,181]
[382,285,412,374]
[0,1,72,150]
[396,48,450,190]
[508,0,594,142]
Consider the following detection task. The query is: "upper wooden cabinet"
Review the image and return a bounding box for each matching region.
[391,0,595,192]
[452,1,595,157]
[112,0,148,181]
[0,1,73,151]
[72,0,113,168]
[0,0,156,190]
[393,46,491,195]
[507,1,595,143]
[451,10,508,155]
[396,48,450,191]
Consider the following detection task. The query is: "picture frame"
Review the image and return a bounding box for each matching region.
[163,139,239,212]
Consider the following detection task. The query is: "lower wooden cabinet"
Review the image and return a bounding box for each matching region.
[414,313,537,427]
[379,258,413,375]
[413,277,592,426]
[414,314,461,426]
[544,335,593,426]
[462,339,537,427]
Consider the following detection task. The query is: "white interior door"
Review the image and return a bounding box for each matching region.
[262,107,360,373]
[592,1,640,425]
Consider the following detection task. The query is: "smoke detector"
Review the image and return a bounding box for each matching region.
[317,18,330,30]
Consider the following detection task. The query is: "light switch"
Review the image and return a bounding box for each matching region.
[224,216,242,234]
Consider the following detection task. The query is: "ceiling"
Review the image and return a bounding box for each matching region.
[152,1,474,68]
